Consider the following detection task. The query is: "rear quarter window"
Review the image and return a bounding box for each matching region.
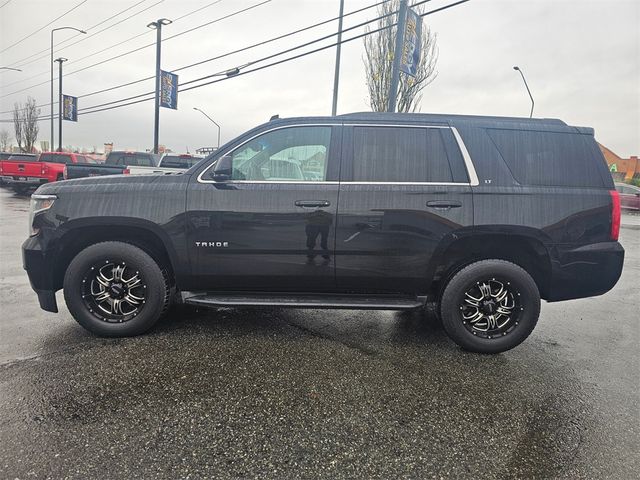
[487,129,605,187]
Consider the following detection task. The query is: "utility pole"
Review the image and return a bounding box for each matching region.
[513,66,534,118]
[51,27,85,152]
[55,57,67,152]
[147,18,172,154]
[331,0,345,116]
[388,0,408,113]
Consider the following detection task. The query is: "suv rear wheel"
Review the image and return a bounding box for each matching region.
[440,259,540,354]
[63,241,169,336]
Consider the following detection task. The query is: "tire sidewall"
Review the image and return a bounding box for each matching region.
[440,260,540,354]
[64,242,167,336]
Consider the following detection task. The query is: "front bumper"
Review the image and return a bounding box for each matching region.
[22,235,59,312]
[547,241,625,302]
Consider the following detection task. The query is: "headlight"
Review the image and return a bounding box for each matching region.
[29,194,56,236]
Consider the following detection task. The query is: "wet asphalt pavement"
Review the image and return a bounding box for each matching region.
[0,188,638,479]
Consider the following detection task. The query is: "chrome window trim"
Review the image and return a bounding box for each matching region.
[196,122,479,186]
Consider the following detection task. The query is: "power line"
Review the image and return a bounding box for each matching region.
[0,0,90,54]
[0,0,390,113]
[0,0,272,98]
[71,0,416,114]
[0,1,12,10]
[9,0,223,70]
[7,0,159,69]
[3,0,469,122]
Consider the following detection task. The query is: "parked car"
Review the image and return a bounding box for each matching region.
[0,152,13,185]
[615,182,640,210]
[64,151,160,179]
[1,152,93,194]
[23,113,624,354]
[0,153,40,193]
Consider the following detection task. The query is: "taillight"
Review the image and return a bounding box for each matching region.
[41,163,47,175]
[122,168,130,175]
[610,190,621,241]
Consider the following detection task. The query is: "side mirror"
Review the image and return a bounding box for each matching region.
[210,155,232,181]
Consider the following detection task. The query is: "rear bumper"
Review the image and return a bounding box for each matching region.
[2,176,48,188]
[22,235,59,312]
[547,241,624,302]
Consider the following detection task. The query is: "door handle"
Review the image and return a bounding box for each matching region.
[295,200,331,208]
[426,200,462,210]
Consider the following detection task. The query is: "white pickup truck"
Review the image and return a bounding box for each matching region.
[126,153,204,175]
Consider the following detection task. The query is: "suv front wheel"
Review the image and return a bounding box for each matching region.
[440,259,540,354]
[63,241,169,336]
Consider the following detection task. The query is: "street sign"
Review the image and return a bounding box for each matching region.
[160,70,178,109]
[400,8,422,77]
[62,95,78,122]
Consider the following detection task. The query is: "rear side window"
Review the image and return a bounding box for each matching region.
[488,129,605,187]
[352,127,465,183]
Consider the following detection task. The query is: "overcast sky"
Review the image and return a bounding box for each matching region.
[0,0,638,156]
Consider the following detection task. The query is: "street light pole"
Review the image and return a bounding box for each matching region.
[147,18,172,154]
[513,66,534,118]
[193,107,221,149]
[331,0,345,116]
[51,27,86,152]
[55,58,67,152]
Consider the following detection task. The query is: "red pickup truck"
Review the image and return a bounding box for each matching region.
[0,152,93,194]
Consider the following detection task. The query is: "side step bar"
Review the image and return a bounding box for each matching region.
[182,292,425,310]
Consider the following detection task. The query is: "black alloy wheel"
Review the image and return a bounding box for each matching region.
[64,241,169,336]
[440,259,540,354]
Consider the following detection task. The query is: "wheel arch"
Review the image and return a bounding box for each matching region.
[428,228,553,300]
[52,218,179,291]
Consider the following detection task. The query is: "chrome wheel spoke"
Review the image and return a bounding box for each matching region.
[96,271,111,288]
[124,293,141,306]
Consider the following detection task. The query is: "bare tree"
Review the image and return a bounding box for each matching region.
[363,0,438,112]
[12,103,24,152]
[0,129,10,151]
[12,97,40,153]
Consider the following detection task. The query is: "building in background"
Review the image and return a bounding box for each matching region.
[599,143,639,182]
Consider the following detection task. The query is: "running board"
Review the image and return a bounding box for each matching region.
[182,293,425,310]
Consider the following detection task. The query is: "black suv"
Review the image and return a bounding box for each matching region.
[22,113,624,353]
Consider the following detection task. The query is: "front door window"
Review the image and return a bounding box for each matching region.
[230,126,331,182]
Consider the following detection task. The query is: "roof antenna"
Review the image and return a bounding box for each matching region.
[270,114,279,121]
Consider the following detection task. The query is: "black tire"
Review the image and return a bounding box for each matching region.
[440,259,540,354]
[56,174,64,181]
[13,186,29,195]
[63,241,169,337]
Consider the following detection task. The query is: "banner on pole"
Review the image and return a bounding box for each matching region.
[62,95,78,122]
[160,70,178,109]
[400,8,422,77]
